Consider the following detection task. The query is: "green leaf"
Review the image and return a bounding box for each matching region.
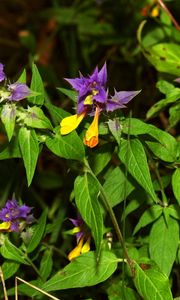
[41,251,117,292]
[146,90,180,119]
[45,100,70,125]
[146,128,177,162]
[122,119,178,162]
[23,106,53,130]
[169,103,180,127]
[118,138,157,201]
[45,126,85,161]
[149,215,179,276]
[156,80,175,95]
[29,63,45,105]
[1,104,16,141]
[89,143,114,175]
[40,249,53,281]
[107,278,139,300]
[18,127,39,186]
[57,87,77,102]
[142,43,180,76]
[0,238,28,265]
[133,205,162,234]
[103,166,135,208]
[27,209,47,253]
[133,260,173,300]
[74,174,103,256]
[167,204,180,221]
[1,261,20,280]
[16,68,26,83]
[0,137,21,160]
[172,168,180,204]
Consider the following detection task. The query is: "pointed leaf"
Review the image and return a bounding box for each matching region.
[29,63,45,105]
[1,104,16,141]
[133,260,173,300]
[172,168,180,204]
[41,251,118,292]
[74,174,103,256]
[27,209,47,253]
[133,205,162,234]
[24,106,53,130]
[45,126,85,161]
[18,127,39,186]
[0,238,28,265]
[118,138,157,201]
[149,216,179,276]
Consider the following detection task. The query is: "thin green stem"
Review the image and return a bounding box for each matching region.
[25,256,43,280]
[84,158,133,272]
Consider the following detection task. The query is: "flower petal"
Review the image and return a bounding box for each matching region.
[0,63,6,82]
[98,62,107,86]
[84,107,100,148]
[106,90,141,111]
[8,83,31,101]
[68,237,84,261]
[0,221,11,232]
[60,111,86,135]
[81,237,91,254]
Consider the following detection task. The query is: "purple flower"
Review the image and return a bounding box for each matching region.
[68,214,91,261]
[0,62,30,101]
[60,62,141,148]
[0,199,34,232]
[0,63,6,82]
[65,62,107,114]
[7,83,31,101]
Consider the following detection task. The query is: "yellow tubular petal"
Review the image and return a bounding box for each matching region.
[0,222,11,232]
[68,237,84,261]
[60,111,86,135]
[81,237,91,254]
[84,107,100,148]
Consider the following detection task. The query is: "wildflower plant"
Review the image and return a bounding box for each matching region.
[0,2,180,299]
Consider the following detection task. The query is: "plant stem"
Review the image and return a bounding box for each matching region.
[157,0,180,31]
[84,158,134,272]
[25,256,43,280]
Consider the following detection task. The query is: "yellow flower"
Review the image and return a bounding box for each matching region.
[0,221,11,232]
[60,111,86,135]
[84,106,100,148]
[68,236,91,261]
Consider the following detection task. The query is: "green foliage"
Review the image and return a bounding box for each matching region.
[41,251,118,292]
[74,173,103,257]
[0,2,180,299]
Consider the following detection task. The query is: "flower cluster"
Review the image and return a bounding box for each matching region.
[0,63,30,102]
[0,199,34,232]
[60,63,140,148]
[67,214,91,261]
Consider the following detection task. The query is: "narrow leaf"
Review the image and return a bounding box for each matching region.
[118,138,157,201]
[18,127,39,186]
[0,238,28,265]
[29,63,45,105]
[1,104,16,141]
[27,210,47,253]
[74,174,103,256]
[172,168,180,204]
